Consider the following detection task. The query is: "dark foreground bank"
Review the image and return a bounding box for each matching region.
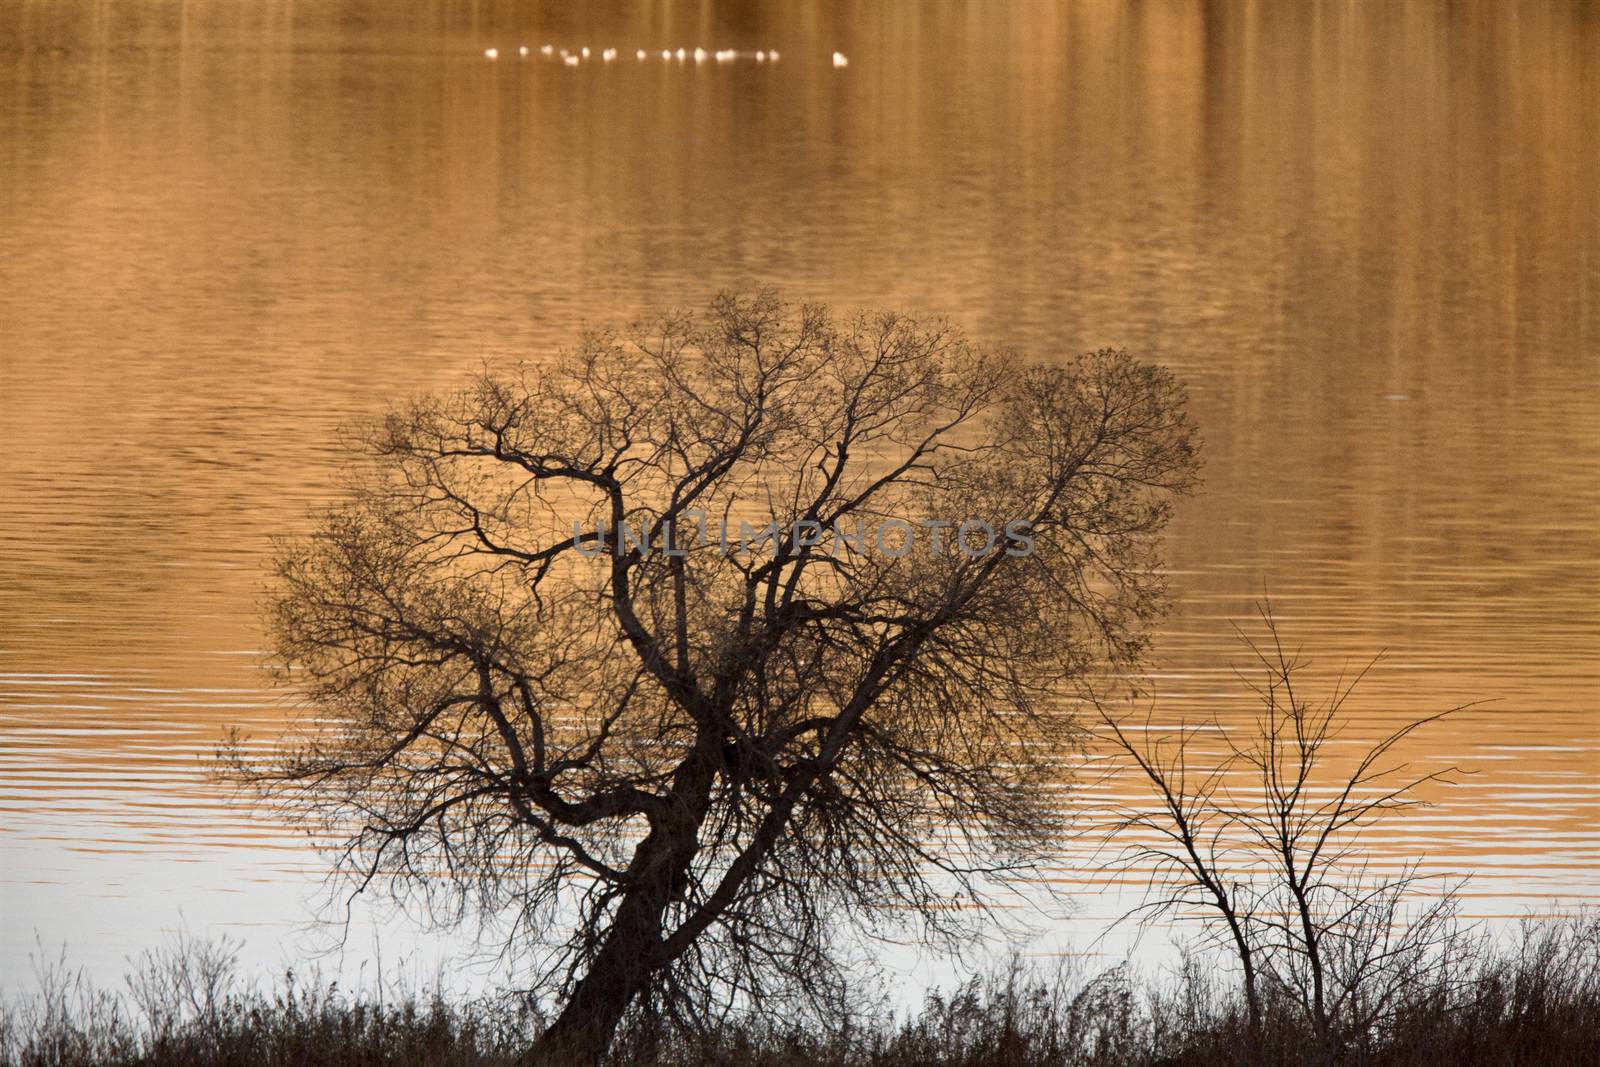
[3,914,1596,1067]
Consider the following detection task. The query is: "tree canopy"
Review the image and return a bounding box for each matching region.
[233,290,1198,1062]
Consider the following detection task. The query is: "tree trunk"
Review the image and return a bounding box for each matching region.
[525,777,713,1065]
[1230,921,1261,1041]
[524,851,681,1065]
[526,908,659,1064]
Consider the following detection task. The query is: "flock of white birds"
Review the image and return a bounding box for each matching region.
[480,44,850,68]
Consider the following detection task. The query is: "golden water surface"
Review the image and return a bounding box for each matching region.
[1,1,1596,981]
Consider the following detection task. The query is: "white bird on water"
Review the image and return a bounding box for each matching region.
[516,43,793,67]
[483,47,498,60]
[832,51,849,68]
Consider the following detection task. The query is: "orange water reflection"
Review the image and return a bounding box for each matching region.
[1,0,1595,980]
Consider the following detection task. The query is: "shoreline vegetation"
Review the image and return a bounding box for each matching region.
[4,912,1596,1067]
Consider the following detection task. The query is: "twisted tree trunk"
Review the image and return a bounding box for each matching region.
[526,737,720,1065]
[526,879,671,1064]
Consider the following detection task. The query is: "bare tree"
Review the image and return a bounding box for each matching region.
[229,290,1198,1063]
[1099,604,1472,1055]
[1098,709,1266,1032]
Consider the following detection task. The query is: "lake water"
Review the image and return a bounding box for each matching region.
[2,1,1597,993]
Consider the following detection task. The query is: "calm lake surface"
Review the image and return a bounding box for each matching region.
[2,1,1597,989]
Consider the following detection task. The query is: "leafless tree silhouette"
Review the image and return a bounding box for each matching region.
[229,290,1198,1064]
[1099,605,1471,1055]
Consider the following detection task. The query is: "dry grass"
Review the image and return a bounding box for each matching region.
[3,913,1596,1067]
